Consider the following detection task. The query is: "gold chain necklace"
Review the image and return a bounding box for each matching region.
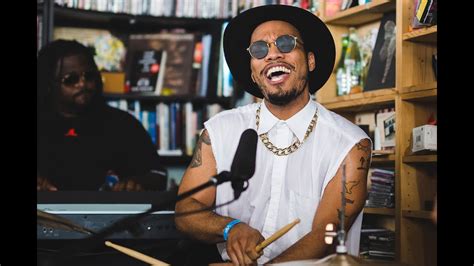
[256,104,318,156]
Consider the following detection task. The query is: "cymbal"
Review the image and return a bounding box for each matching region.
[269,253,407,266]
[37,209,96,235]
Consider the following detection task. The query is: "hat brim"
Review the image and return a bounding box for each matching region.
[223,5,335,98]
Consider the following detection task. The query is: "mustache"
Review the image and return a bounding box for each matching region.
[73,88,96,98]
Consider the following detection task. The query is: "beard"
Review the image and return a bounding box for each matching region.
[260,75,309,106]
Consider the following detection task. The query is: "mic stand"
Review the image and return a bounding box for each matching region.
[320,162,366,265]
[49,171,232,266]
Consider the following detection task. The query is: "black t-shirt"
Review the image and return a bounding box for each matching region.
[37,105,165,190]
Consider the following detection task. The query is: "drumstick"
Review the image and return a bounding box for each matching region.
[255,218,300,253]
[105,241,169,266]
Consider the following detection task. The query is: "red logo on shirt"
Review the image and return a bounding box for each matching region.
[65,128,78,137]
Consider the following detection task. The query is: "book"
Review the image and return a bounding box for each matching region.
[127,32,196,96]
[325,0,342,17]
[376,109,396,149]
[412,0,437,29]
[127,49,167,93]
[365,12,396,92]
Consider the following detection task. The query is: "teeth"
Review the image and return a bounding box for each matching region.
[266,66,291,78]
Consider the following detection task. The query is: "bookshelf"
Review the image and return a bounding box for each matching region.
[317,0,437,265]
[38,1,235,177]
[398,0,437,265]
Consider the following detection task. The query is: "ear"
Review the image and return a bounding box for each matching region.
[307,52,316,72]
[251,73,256,83]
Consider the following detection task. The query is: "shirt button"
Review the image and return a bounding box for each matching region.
[276,121,286,128]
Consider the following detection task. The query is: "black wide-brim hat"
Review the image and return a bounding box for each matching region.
[223,5,335,98]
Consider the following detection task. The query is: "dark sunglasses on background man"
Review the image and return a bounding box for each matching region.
[59,70,101,86]
[247,34,304,59]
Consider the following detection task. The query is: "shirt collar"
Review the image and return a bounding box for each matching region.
[286,99,317,141]
[257,99,317,142]
[257,100,279,135]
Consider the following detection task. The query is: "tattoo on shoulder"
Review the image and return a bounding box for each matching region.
[201,130,211,145]
[356,139,371,170]
[355,140,371,154]
[190,130,211,168]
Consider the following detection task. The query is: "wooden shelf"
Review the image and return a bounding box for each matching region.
[364,208,395,216]
[403,25,437,43]
[321,88,396,112]
[403,154,437,163]
[104,93,232,105]
[371,154,396,164]
[400,88,437,103]
[402,210,432,220]
[323,0,396,26]
[372,150,395,155]
[401,82,437,94]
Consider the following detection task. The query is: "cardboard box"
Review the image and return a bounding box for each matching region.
[412,125,437,152]
[101,72,125,94]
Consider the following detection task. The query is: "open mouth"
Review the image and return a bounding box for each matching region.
[265,65,291,84]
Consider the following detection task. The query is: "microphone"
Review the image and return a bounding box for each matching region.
[230,128,258,199]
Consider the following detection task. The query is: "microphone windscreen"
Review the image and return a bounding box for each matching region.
[230,128,258,181]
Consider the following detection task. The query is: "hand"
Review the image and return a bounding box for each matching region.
[226,223,264,265]
[37,176,58,191]
[111,179,143,191]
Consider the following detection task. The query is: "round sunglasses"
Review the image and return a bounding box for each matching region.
[247,34,303,59]
[59,70,100,87]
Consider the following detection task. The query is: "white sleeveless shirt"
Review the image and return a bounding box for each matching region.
[204,99,369,264]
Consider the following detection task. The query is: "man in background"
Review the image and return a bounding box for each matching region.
[37,39,166,191]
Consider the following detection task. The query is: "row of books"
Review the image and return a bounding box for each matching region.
[53,0,319,19]
[107,100,224,156]
[359,228,395,261]
[365,168,395,208]
[53,0,238,18]
[238,0,318,13]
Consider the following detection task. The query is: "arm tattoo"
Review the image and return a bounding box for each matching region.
[357,156,369,170]
[190,130,211,168]
[356,139,371,170]
[344,180,360,195]
[355,141,371,153]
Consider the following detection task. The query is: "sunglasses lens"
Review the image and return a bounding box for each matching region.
[249,41,268,59]
[62,73,81,86]
[61,71,99,86]
[276,35,296,53]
